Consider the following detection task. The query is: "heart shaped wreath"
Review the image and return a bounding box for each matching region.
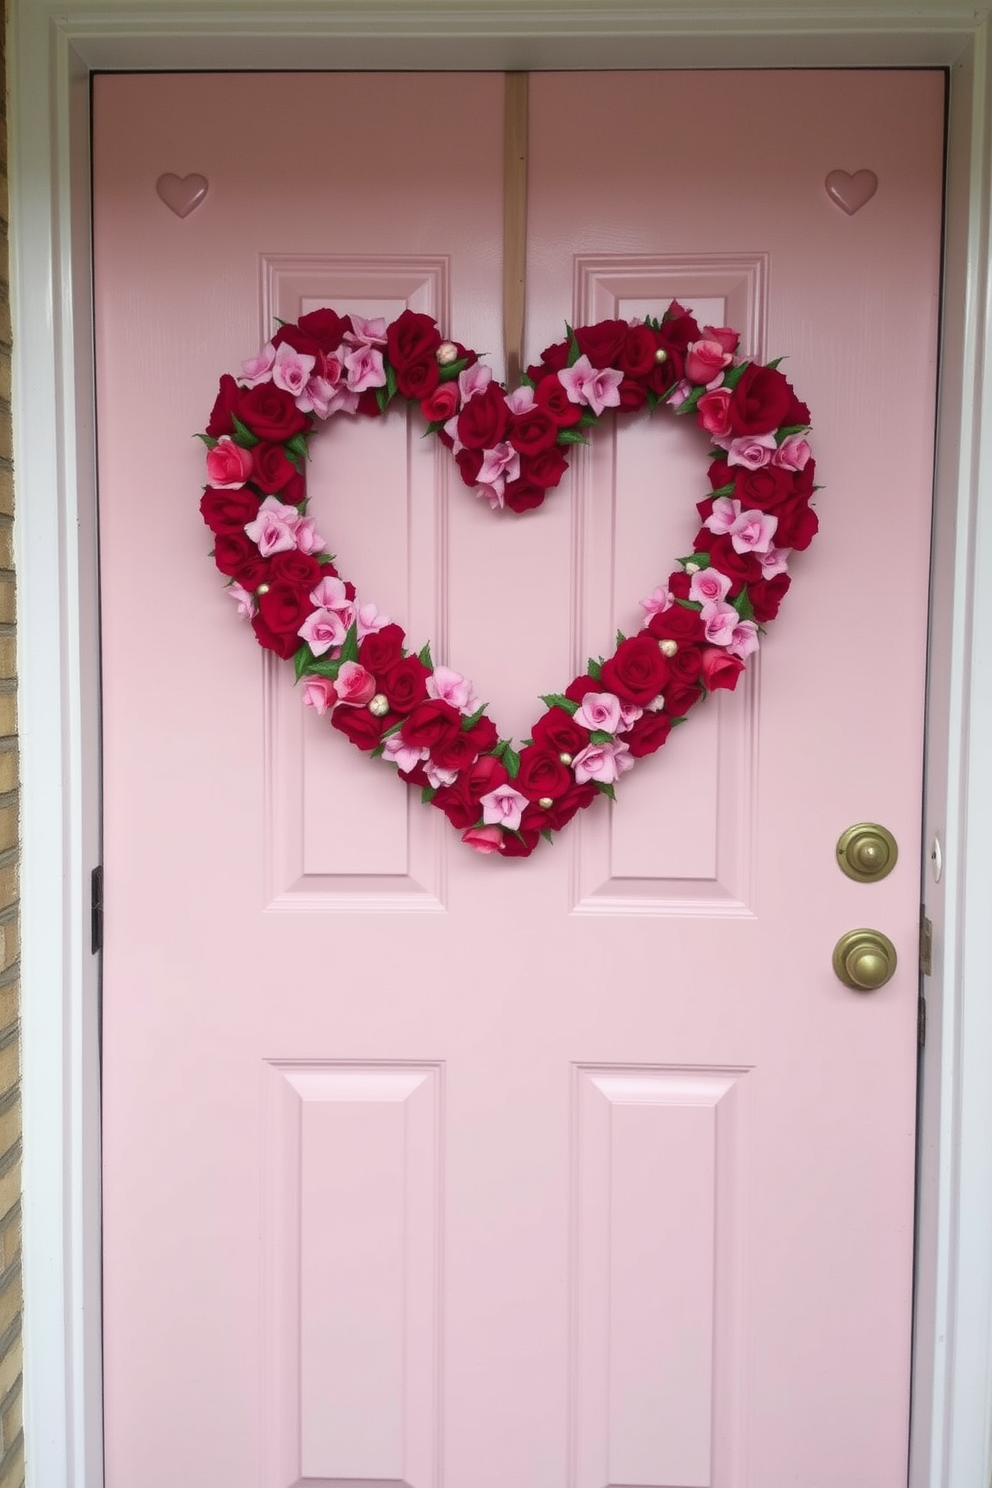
[198,302,817,858]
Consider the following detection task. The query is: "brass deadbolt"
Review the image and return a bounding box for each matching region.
[832,929,898,992]
[836,823,898,883]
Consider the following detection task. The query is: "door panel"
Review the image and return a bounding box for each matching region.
[93,70,944,1488]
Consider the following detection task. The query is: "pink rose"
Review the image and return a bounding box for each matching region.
[334,661,376,706]
[462,825,504,854]
[571,740,634,785]
[205,435,254,489]
[700,648,745,692]
[702,325,740,355]
[726,433,777,470]
[479,784,530,831]
[772,433,812,471]
[573,691,623,733]
[420,384,460,423]
[302,677,337,714]
[696,388,733,439]
[688,568,732,605]
[684,339,734,386]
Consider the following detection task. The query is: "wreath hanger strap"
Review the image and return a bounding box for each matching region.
[503,71,529,390]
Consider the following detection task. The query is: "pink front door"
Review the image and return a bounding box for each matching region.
[93,70,944,1488]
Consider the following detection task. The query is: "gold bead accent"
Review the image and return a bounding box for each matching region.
[654,347,668,364]
[559,752,573,766]
[368,693,389,717]
[538,796,554,809]
[684,561,700,575]
[437,341,459,366]
[256,583,270,595]
[659,639,678,657]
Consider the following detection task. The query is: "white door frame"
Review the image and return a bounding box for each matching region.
[11,6,992,1485]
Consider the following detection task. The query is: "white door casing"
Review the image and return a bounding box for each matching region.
[10,6,992,1488]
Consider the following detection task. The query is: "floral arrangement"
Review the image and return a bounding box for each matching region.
[198,302,816,857]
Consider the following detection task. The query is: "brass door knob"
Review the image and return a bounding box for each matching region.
[832,929,898,991]
[836,823,898,882]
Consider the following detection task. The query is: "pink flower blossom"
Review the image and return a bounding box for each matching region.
[383,733,428,774]
[758,546,791,578]
[689,568,732,605]
[480,784,530,831]
[726,621,760,659]
[573,692,623,733]
[617,701,644,733]
[504,385,535,414]
[702,325,740,355]
[476,442,520,502]
[241,342,276,386]
[428,667,478,713]
[666,378,692,409]
[310,575,350,612]
[571,740,634,785]
[462,825,504,854]
[297,608,347,657]
[425,760,459,790]
[640,585,674,622]
[772,433,812,471]
[302,677,337,715]
[271,341,316,398]
[244,496,304,557]
[344,344,386,393]
[700,600,739,645]
[344,315,388,347]
[334,661,376,706]
[355,602,391,638]
[226,581,256,619]
[206,435,254,489]
[459,364,492,402]
[684,338,734,386]
[725,432,778,470]
[696,388,734,439]
[703,497,777,554]
[558,355,624,417]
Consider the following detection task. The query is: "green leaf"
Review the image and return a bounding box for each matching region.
[293,645,311,682]
[615,629,627,649]
[438,355,469,383]
[461,703,488,731]
[721,362,749,390]
[708,482,736,498]
[370,743,386,759]
[765,355,785,370]
[375,384,390,415]
[194,432,219,449]
[303,657,341,679]
[539,693,579,715]
[586,658,603,681]
[578,409,599,427]
[284,432,311,463]
[557,428,590,446]
[672,386,704,416]
[418,642,434,670]
[421,785,437,805]
[732,587,755,621]
[566,333,582,367]
[519,371,536,390]
[422,419,447,437]
[589,730,614,745]
[503,746,521,779]
[540,828,555,843]
[594,781,617,801]
[230,414,260,449]
[675,597,703,611]
[776,423,809,441]
[339,622,360,665]
[678,551,711,570]
[645,389,659,412]
[380,719,405,740]
[671,714,688,726]
[385,361,399,403]
[317,552,337,565]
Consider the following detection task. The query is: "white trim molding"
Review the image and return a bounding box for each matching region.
[10,6,992,1487]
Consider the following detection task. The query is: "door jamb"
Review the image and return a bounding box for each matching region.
[10,6,992,1486]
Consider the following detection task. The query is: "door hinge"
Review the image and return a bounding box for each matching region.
[920,909,933,978]
[91,865,104,955]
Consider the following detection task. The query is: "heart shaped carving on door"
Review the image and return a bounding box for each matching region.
[198,302,817,857]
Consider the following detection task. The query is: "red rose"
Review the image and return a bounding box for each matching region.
[700,648,745,692]
[525,446,569,489]
[206,374,241,438]
[748,573,791,623]
[619,324,659,378]
[625,711,673,757]
[431,779,483,830]
[455,447,484,488]
[464,716,498,756]
[731,465,795,511]
[531,707,590,759]
[509,408,558,456]
[380,655,430,713]
[773,498,818,550]
[396,356,440,401]
[530,339,570,376]
[515,747,573,801]
[522,780,597,831]
[691,531,762,587]
[664,680,703,717]
[251,612,301,659]
[386,310,441,376]
[575,319,627,367]
[234,383,310,442]
[400,698,462,750]
[600,634,671,705]
[356,389,383,419]
[200,488,261,535]
[257,581,314,635]
[498,829,540,859]
[727,365,793,436]
[420,384,460,423]
[503,480,547,514]
[214,532,257,577]
[467,753,508,796]
[534,376,582,427]
[668,643,703,683]
[432,724,492,772]
[268,550,322,591]
[617,379,648,412]
[251,442,302,496]
[296,308,351,352]
[564,673,603,703]
[357,623,406,674]
[646,604,705,644]
[331,705,391,752]
[235,556,271,591]
[457,383,510,450]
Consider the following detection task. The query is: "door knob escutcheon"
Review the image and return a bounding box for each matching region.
[832,929,898,991]
[836,823,898,882]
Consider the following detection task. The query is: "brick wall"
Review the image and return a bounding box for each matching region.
[0,3,23,1484]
